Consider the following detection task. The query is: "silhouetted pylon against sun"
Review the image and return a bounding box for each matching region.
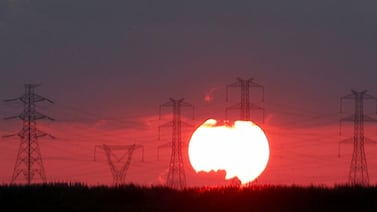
[225,77,265,186]
[226,77,264,122]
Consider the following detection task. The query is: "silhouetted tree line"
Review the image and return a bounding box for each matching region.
[0,183,377,211]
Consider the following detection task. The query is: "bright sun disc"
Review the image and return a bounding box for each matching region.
[188,119,270,185]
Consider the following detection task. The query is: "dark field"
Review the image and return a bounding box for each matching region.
[0,183,377,211]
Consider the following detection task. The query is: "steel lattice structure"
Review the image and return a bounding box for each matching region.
[94,144,144,185]
[4,84,54,184]
[159,98,194,189]
[157,142,171,161]
[225,78,265,186]
[226,77,264,122]
[339,90,377,186]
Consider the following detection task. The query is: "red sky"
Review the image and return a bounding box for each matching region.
[0,98,376,186]
[0,0,376,186]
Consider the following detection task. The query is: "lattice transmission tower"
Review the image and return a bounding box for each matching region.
[94,144,144,185]
[159,98,194,189]
[157,142,171,161]
[225,78,265,186]
[339,90,377,186]
[3,84,54,184]
[226,77,264,122]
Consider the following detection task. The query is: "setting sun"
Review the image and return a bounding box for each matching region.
[188,119,270,185]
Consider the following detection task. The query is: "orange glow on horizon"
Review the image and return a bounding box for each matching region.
[188,119,270,185]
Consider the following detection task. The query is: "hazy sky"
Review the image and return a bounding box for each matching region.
[0,0,376,186]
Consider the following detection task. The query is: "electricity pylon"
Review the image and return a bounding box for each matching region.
[94,144,144,185]
[226,77,264,122]
[339,90,377,186]
[159,98,194,189]
[157,142,171,161]
[3,84,54,184]
[226,78,264,186]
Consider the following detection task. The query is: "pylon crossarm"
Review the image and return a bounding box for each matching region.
[17,111,54,121]
[340,93,355,101]
[248,81,264,102]
[226,103,241,111]
[134,145,144,161]
[159,121,173,128]
[3,97,21,102]
[94,145,114,161]
[249,81,263,88]
[179,101,193,107]
[157,142,171,160]
[225,103,241,119]
[365,138,377,144]
[34,111,55,121]
[226,81,241,102]
[250,103,265,123]
[159,101,174,118]
[364,94,377,113]
[36,130,55,139]
[340,115,354,122]
[4,116,19,120]
[118,150,132,161]
[364,115,377,122]
[158,142,171,149]
[352,89,367,95]
[228,81,242,88]
[96,144,143,161]
[339,116,354,135]
[158,121,173,140]
[103,144,137,150]
[180,121,193,128]
[338,138,353,157]
[2,133,18,139]
[160,101,173,107]
[249,84,264,102]
[31,93,54,104]
[250,103,264,110]
[247,78,264,91]
[363,93,377,100]
[340,97,355,113]
[180,102,195,119]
